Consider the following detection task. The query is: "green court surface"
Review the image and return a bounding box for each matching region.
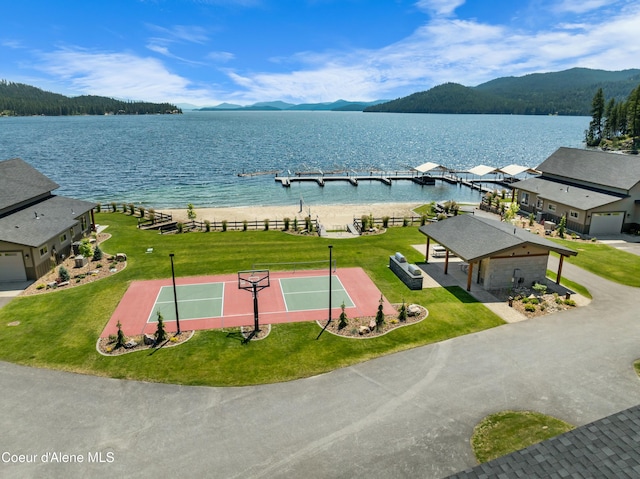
[280,276,354,312]
[149,283,224,322]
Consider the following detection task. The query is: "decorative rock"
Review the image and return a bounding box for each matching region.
[116,253,127,261]
[124,340,138,349]
[358,326,369,335]
[407,304,421,317]
[143,334,155,345]
[368,319,377,331]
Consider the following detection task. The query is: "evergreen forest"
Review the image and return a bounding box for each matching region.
[365,68,640,116]
[585,84,640,152]
[0,80,181,116]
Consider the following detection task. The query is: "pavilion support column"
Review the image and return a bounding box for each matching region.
[425,237,431,263]
[557,255,565,284]
[444,251,449,275]
[466,262,474,291]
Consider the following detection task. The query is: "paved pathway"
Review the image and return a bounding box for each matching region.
[1,260,639,478]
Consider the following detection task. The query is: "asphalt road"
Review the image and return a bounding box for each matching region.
[0,260,638,478]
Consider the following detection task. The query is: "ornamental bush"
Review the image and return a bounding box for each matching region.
[59,265,70,282]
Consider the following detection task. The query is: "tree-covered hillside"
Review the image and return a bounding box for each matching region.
[0,80,181,116]
[365,68,640,116]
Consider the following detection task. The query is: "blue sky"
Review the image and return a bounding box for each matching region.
[2,0,639,106]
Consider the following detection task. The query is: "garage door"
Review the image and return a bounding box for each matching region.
[0,252,27,282]
[589,212,624,236]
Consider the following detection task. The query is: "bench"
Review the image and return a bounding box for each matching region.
[389,253,423,290]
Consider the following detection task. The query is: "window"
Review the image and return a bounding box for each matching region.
[569,210,579,219]
[39,245,48,257]
[59,233,68,243]
[520,192,529,205]
[536,198,544,209]
[547,203,556,212]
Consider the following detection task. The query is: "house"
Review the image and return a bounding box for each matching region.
[0,158,96,282]
[514,147,640,236]
[419,215,577,291]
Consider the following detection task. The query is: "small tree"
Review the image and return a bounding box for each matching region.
[338,302,348,330]
[96,203,102,213]
[221,220,227,232]
[93,244,103,261]
[557,215,567,239]
[382,216,390,228]
[115,320,126,349]
[529,213,535,226]
[110,202,117,213]
[187,203,196,221]
[398,301,407,322]
[242,220,248,231]
[293,217,298,231]
[59,265,70,282]
[177,222,184,233]
[360,214,369,231]
[503,201,520,223]
[148,208,156,223]
[375,295,385,331]
[204,220,211,232]
[283,217,290,231]
[128,203,135,215]
[264,219,269,231]
[532,283,548,296]
[155,311,167,343]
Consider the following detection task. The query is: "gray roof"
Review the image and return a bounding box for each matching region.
[0,195,96,247]
[514,176,622,210]
[448,404,640,479]
[537,147,640,191]
[419,215,576,262]
[0,158,60,212]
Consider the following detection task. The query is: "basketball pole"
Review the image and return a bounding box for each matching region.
[169,253,181,334]
[316,244,333,340]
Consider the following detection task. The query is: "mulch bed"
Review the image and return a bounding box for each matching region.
[318,303,428,338]
[97,331,194,356]
[21,233,127,296]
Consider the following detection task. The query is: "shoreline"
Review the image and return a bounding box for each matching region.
[161,202,435,227]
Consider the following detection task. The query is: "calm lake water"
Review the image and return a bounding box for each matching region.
[0,111,587,208]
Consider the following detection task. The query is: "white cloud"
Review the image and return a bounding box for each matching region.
[552,0,612,14]
[414,0,466,17]
[36,48,218,104]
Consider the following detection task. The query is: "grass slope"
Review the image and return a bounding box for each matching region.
[0,213,505,386]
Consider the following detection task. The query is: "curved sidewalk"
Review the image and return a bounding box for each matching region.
[1,260,638,478]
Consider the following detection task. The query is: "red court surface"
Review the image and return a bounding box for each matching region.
[101,267,396,337]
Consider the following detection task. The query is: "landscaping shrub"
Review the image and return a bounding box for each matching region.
[524,303,536,312]
[115,321,126,349]
[283,217,290,231]
[59,266,70,282]
[242,220,248,231]
[221,220,227,232]
[564,299,577,307]
[338,302,348,330]
[264,219,269,231]
[155,311,167,343]
[398,302,407,322]
[93,245,103,261]
[382,216,390,228]
[204,220,211,232]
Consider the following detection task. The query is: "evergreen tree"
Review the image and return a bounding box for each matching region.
[375,295,385,331]
[155,311,167,343]
[398,302,407,322]
[338,302,348,330]
[59,265,70,282]
[586,88,605,146]
[93,244,103,261]
[115,320,126,349]
[558,215,567,239]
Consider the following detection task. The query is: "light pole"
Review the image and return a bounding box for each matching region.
[316,244,333,340]
[169,253,181,334]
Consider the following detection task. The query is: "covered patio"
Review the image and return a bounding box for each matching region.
[418,215,577,292]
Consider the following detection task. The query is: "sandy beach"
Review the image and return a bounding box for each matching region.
[161,202,425,228]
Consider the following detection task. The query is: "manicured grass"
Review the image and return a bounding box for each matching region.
[0,212,505,386]
[634,359,640,378]
[546,270,592,299]
[550,238,640,288]
[471,410,574,464]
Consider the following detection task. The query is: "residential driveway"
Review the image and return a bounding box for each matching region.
[1,262,639,478]
[0,281,32,309]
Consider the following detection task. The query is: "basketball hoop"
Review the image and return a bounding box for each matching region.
[237,269,270,343]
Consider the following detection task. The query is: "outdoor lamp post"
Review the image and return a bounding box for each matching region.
[328,244,333,325]
[169,253,181,334]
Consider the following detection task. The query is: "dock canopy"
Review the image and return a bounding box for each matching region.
[466,165,499,177]
[498,164,540,177]
[413,162,448,174]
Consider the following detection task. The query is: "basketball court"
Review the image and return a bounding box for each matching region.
[101,267,395,337]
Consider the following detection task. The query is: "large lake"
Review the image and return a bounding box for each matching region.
[0,111,587,208]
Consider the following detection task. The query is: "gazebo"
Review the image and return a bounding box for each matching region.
[419,215,577,291]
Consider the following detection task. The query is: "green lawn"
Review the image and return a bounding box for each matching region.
[551,238,640,288]
[0,212,507,386]
[546,270,592,299]
[471,410,574,463]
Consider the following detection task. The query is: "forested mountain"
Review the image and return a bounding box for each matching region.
[365,68,640,116]
[0,80,181,116]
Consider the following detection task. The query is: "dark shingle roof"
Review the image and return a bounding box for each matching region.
[0,195,96,247]
[514,176,622,210]
[419,215,576,262]
[0,158,60,212]
[537,147,640,191]
[447,404,640,479]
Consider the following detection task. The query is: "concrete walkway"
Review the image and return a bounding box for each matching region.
[1,261,639,478]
